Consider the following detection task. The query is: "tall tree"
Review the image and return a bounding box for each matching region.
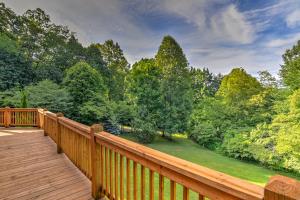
[155,35,193,135]
[85,43,108,77]
[217,68,262,104]
[280,40,300,90]
[0,33,34,91]
[64,61,108,120]
[99,40,129,101]
[128,58,163,142]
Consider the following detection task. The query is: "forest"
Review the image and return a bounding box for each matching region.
[0,3,299,176]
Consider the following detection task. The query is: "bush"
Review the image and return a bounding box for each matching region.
[221,129,254,160]
[133,119,156,143]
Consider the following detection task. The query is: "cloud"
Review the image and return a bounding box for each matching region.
[210,4,255,44]
[286,10,300,28]
[2,0,300,76]
[266,33,300,48]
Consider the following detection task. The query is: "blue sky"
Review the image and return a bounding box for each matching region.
[3,0,300,75]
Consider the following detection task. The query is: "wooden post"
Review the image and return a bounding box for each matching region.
[90,124,103,199]
[264,175,300,200]
[56,113,64,153]
[43,109,48,136]
[4,107,10,128]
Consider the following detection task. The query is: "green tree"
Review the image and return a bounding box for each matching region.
[280,40,300,90]
[85,43,108,77]
[155,35,193,136]
[0,80,71,113]
[217,68,262,104]
[190,67,222,103]
[128,58,163,142]
[0,33,34,91]
[64,61,108,120]
[248,89,300,173]
[99,40,129,101]
[258,70,278,89]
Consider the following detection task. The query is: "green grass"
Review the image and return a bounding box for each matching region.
[120,133,300,186]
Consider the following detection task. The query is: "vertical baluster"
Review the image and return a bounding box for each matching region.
[183,187,189,200]
[141,165,145,200]
[120,155,124,200]
[149,170,154,200]
[100,145,104,195]
[126,158,131,200]
[198,194,204,200]
[106,147,109,196]
[115,151,118,199]
[170,180,176,200]
[110,149,113,199]
[159,175,164,200]
[133,161,138,200]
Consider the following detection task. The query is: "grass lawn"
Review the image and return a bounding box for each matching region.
[120,133,300,186]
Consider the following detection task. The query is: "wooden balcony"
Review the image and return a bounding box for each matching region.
[0,127,92,200]
[0,108,299,200]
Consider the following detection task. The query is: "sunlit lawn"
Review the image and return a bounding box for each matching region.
[120,133,299,186]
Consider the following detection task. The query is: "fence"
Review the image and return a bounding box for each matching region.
[1,108,299,200]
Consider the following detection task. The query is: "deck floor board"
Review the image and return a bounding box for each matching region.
[0,128,93,200]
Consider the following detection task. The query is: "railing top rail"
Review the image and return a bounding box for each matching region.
[59,116,90,137]
[95,131,264,200]
[0,108,38,112]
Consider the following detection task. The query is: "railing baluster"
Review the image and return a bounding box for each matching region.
[110,149,113,199]
[170,180,176,200]
[141,165,145,200]
[100,144,104,195]
[120,155,124,200]
[183,187,189,200]
[133,161,138,200]
[115,151,118,199]
[106,147,109,196]
[126,158,131,200]
[149,170,154,200]
[198,194,204,200]
[159,174,164,200]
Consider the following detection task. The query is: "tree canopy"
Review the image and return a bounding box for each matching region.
[155,36,193,135]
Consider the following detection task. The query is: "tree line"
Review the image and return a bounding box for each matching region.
[0,3,299,175]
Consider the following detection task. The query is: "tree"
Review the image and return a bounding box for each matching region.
[258,70,278,89]
[128,58,163,142]
[190,67,222,103]
[99,40,129,101]
[155,35,193,136]
[64,61,108,119]
[280,40,300,90]
[248,89,300,173]
[0,80,71,113]
[85,43,108,77]
[217,68,262,104]
[0,33,34,91]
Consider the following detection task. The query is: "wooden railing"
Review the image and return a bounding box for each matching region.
[0,107,39,127]
[1,108,300,200]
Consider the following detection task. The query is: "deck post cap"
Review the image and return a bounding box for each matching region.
[56,112,64,117]
[265,175,300,200]
[91,124,103,133]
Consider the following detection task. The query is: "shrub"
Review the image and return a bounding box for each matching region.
[133,119,156,143]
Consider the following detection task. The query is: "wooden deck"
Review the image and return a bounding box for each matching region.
[0,128,93,200]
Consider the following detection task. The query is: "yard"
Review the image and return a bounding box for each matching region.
[121,133,299,186]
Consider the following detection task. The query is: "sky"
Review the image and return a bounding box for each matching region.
[2,0,300,75]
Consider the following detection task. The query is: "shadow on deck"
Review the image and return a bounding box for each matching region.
[0,128,93,200]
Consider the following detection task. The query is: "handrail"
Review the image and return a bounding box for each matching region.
[1,107,299,200]
[95,131,264,200]
[0,107,39,127]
